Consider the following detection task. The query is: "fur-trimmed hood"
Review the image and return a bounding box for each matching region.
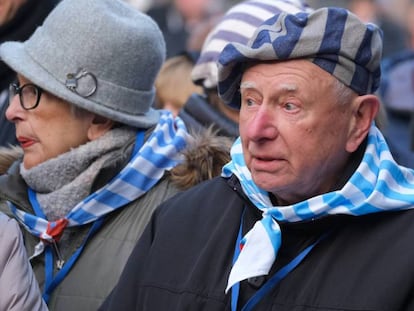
[170,126,233,190]
[0,145,23,175]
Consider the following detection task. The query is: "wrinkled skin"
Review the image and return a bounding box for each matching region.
[239,60,378,205]
[6,75,113,169]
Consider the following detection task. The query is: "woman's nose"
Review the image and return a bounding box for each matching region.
[5,93,23,122]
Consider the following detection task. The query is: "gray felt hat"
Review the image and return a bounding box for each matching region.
[0,0,166,128]
[217,7,383,109]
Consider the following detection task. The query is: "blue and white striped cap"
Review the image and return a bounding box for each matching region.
[191,0,312,89]
[217,7,383,109]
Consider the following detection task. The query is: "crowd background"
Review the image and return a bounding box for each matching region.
[126,0,414,53]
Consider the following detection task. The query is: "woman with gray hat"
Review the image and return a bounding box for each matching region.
[0,0,217,309]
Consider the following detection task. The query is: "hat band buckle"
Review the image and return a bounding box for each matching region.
[65,69,97,98]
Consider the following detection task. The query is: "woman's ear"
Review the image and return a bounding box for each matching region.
[346,94,380,153]
[87,114,115,141]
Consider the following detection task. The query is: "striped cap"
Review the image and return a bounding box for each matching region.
[191,0,312,89]
[217,7,383,109]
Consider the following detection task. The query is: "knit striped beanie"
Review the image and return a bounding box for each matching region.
[217,7,383,109]
[191,0,312,90]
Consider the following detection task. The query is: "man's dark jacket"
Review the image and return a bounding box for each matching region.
[101,175,414,311]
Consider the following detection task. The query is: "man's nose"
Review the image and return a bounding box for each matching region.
[247,105,278,141]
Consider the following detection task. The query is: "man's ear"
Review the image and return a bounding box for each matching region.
[346,95,380,153]
[87,114,115,141]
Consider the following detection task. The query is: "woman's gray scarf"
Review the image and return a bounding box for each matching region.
[20,127,135,221]
[9,111,189,254]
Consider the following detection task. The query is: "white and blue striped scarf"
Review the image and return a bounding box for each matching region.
[222,124,414,292]
[9,111,189,245]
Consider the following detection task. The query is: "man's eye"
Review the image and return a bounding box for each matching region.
[245,98,256,106]
[284,102,298,111]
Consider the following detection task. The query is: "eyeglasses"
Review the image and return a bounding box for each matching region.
[9,83,43,110]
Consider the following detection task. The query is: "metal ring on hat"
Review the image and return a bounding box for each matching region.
[65,69,97,98]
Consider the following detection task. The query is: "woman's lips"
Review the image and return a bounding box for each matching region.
[17,136,36,148]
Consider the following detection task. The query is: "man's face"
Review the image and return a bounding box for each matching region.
[239,60,357,205]
[0,0,26,25]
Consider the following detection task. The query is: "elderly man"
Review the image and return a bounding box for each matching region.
[100,7,414,311]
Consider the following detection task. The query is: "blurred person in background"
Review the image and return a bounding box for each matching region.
[349,0,413,169]
[146,0,225,58]
[0,0,59,147]
[154,52,203,116]
[364,0,414,168]
[349,0,409,58]
[379,49,414,168]
[405,0,414,49]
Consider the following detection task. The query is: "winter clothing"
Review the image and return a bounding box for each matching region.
[0,122,230,310]
[0,0,165,128]
[99,175,414,311]
[218,7,383,108]
[0,126,183,310]
[99,105,414,311]
[221,124,414,292]
[0,212,48,311]
[100,6,413,311]
[0,1,232,310]
[169,126,232,189]
[8,114,187,245]
[179,94,239,138]
[0,144,22,174]
[191,0,312,90]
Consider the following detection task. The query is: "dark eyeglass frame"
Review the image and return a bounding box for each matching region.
[9,83,43,110]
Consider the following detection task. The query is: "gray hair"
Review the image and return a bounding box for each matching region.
[332,78,356,106]
[70,104,93,119]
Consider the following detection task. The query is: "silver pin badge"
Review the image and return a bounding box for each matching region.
[65,69,97,97]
